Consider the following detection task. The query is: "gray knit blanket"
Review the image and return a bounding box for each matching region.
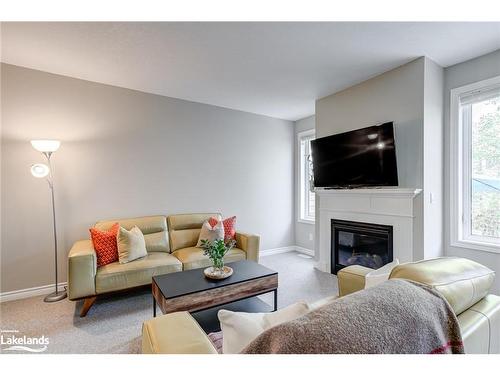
[241,279,464,354]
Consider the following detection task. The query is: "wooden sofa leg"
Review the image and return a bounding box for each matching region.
[80,296,97,317]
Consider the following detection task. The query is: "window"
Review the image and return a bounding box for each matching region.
[450,76,500,253]
[298,130,315,222]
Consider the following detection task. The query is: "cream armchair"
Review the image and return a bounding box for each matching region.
[337,257,500,354]
[68,213,260,317]
[142,257,500,354]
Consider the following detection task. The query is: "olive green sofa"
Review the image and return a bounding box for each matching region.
[67,213,260,317]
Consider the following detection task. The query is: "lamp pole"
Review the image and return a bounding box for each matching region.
[30,140,66,302]
[42,151,66,302]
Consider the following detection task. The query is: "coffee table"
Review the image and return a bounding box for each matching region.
[152,260,278,331]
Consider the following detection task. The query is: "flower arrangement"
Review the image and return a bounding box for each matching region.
[200,238,236,271]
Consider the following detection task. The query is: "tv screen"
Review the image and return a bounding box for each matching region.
[311,122,398,188]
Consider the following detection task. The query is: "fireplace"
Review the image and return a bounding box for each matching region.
[331,219,393,274]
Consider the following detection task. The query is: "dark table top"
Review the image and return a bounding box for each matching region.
[152,260,277,299]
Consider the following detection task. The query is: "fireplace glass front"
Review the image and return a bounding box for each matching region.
[331,219,393,274]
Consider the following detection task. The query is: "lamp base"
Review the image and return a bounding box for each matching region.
[44,290,67,303]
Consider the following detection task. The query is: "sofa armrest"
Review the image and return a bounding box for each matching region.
[337,265,372,297]
[68,240,97,300]
[142,312,218,354]
[235,232,260,262]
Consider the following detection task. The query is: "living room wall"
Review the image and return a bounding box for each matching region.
[0,63,295,294]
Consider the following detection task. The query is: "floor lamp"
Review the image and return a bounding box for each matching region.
[30,140,67,302]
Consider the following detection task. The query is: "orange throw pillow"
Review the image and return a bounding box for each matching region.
[209,216,237,240]
[90,222,119,267]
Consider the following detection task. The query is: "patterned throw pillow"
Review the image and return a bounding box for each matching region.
[196,220,224,247]
[208,216,219,228]
[89,222,119,267]
[209,216,237,240]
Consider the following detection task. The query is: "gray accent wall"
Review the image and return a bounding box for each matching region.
[314,57,445,262]
[443,50,500,294]
[316,58,425,189]
[0,63,295,293]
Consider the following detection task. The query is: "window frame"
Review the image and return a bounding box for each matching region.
[449,75,500,254]
[297,129,316,224]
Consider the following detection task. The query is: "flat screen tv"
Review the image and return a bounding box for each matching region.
[311,122,398,188]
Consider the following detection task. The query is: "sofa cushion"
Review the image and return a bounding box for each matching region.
[95,215,169,253]
[117,226,148,264]
[173,246,245,270]
[389,257,495,315]
[95,252,182,294]
[167,213,220,251]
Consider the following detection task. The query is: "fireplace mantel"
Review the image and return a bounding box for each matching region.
[316,187,421,198]
[314,188,423,273]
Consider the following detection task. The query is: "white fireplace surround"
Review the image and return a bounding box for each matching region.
[314,188,423,273]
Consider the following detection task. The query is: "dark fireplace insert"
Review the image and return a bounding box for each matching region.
[331,219,393,274]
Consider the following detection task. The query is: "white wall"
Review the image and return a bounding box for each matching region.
[294,115,315,251]
[0,63,295,293]
[444,50,500,294]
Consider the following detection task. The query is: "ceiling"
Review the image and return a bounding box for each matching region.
[1,22,499,121]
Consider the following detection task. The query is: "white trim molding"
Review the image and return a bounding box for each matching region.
[260,246,314,257]
[297,129,316,224]
[0,282,67,303]
[449,75,500,254]
[260,246,297,257]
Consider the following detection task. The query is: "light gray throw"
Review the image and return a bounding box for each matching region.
[241,279,464,354]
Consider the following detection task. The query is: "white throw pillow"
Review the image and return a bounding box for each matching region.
[117,226,148,264]
[218,301,310,354]
[196,219,224,247]
[364,259,400,289]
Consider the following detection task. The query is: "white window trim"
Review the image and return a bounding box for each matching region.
[297,129,315,224]
[449,75,500,254]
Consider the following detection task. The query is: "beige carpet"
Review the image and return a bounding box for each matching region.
[0,251,338,354]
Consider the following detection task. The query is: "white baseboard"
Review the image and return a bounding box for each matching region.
[295,246,315,257]
[260,246,314,257]
[0,282,68,303]
[260,246,297,257]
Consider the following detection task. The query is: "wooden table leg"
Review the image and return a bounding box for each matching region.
[80,296,97,317]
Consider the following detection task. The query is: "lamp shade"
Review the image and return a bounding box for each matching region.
[31,140,60,153]
[31,163,50,178]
